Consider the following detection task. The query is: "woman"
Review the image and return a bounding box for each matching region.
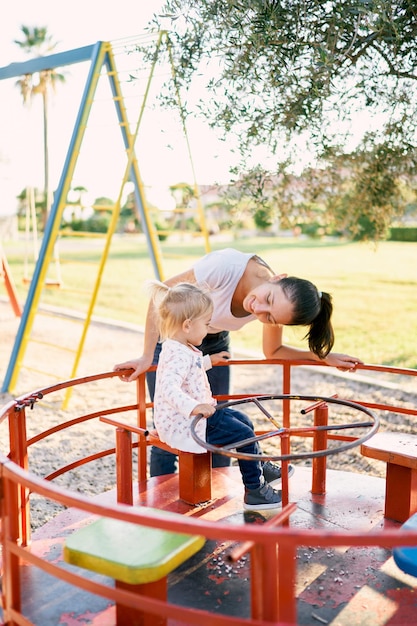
[114,248,362,476]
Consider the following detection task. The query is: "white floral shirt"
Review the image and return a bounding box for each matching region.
[153,339,216,453]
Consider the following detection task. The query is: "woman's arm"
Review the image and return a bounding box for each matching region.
[113,268,197,381]
[262,324,362,371]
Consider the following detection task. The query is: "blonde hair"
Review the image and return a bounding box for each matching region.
[148,281,213,341]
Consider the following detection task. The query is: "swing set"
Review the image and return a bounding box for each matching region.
[0,32,211,401]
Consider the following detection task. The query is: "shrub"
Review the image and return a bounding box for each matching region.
[389,227,417,242]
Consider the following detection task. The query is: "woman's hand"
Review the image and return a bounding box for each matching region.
[210,351,231,366]
[113,356,152,382]
[323,352,363,372]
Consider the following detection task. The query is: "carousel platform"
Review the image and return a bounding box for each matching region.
[6,465,417,626]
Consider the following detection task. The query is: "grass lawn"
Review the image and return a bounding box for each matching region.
[2,234,417,369]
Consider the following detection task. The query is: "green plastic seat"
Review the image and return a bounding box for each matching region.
[64,511,205,585]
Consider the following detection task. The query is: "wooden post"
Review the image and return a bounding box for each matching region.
[178,451,212,504]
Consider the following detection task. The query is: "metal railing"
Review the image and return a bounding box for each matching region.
[0,359,416,625]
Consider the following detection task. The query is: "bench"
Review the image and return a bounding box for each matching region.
[146,430,212,505]
[99,417,212,506]
[361,432,417,522]
[393,512,417,577]
[63,511,206,626]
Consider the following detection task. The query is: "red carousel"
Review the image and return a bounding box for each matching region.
[1,358,417,625]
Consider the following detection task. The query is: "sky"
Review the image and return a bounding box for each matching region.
[0,0,241,216]
[0,1,381,219]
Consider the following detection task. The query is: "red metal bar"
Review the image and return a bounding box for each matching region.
[1,250,22,317]
[312,404,328,495]
[278,542,297,623]
[0,361,416,626]
[1,466,23,623]
[255,542,280,621]
[280,430,291,509]
[228,503,297,562]
[250,541,266,620]
[301,394,338,414]
[116,427,133,505]
[137,372,149,483]
[282,362,291,430]
[100,414,149,437]
[7,406,30,546]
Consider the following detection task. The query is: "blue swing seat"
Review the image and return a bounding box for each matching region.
[393,512,417,577]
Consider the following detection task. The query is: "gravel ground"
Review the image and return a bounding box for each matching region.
[0,298,416,530]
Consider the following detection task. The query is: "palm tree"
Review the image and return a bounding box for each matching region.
[15,26,66,228]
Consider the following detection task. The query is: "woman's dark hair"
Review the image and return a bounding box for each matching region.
[279,277,334,359]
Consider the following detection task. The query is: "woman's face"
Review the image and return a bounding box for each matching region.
[242,280,294,325]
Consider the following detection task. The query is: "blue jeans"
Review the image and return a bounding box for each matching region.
[147,331,231,476]
[206,407,262,489]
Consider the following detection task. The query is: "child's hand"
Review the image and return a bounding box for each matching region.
[210,351,231,365]
[191,403,216,418]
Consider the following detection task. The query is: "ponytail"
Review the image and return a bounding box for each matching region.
[306,291,334,359]
[279,277,334,359]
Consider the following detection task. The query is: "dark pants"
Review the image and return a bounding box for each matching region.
[207,406,262,489]
[147,331,231,476]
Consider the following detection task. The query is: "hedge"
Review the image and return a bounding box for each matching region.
[389,227,417,242]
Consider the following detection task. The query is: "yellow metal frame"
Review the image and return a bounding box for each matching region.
[2,34,211,401]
